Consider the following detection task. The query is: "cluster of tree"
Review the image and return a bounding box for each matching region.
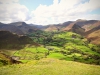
[28,31,68,47]
[59,46,100,65]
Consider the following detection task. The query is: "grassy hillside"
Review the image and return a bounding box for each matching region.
[0,52,11,66]
[0,31,100,68]
[0,21,100,75]
[0,58,100,75]
[27,31,100,65]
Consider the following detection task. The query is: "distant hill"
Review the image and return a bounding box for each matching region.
[0,23,24,35]
[0,19,100,45]
[40,19,100,45]
[10,22,38,34]
[41,19,100,32]
[42,21,73,31]
[0,22,38,35]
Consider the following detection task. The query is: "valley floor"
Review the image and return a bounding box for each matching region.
[0,58,100,75]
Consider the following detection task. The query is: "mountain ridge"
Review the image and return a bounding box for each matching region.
[0,22,39,35]
[0,19,100,45]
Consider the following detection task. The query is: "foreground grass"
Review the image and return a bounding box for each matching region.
[0,58,100,75]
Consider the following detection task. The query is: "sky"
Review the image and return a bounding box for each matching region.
[0,0,100,25]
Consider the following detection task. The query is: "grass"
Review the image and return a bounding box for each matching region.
[65,42,100,56]
[25,47,47,53]
[0,58,100,75]
[47,53,66,59]
[10,46,48,60]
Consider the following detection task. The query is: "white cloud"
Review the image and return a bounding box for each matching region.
[53,0,59,5]
[0,0,30,23]
[28,0,100,25]
[0,0,100,25]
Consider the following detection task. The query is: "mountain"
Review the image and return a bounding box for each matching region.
[63,20,100,45]
[0,23,24,35]
[0,19,100,45]
[38,19,100,45]
[62,23,85,35]
[0,22,39,35]
[70,24,85,35]
[75,20,100,32]
[85,25,100,44]
[41,19,100,35]
[42,21,73,31]
[63,19,100,32]
[28,24,44,29]
[44,25,59,31]
[10,22,38,34]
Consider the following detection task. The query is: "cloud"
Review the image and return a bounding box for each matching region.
[0,0,100,25]
[53,0,59,5]
[0,0,31,23]
[28,0,100,25]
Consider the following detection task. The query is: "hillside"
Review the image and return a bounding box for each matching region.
[0,58,100,75]
[0,31,32,49]
[27,31,100,65]
[75,20,100,31]
[86,29,100,45]
[0,31,100,66]
[70,24,85,35]
[0,28,100,75]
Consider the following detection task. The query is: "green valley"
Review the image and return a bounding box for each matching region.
[0,21,100,75]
